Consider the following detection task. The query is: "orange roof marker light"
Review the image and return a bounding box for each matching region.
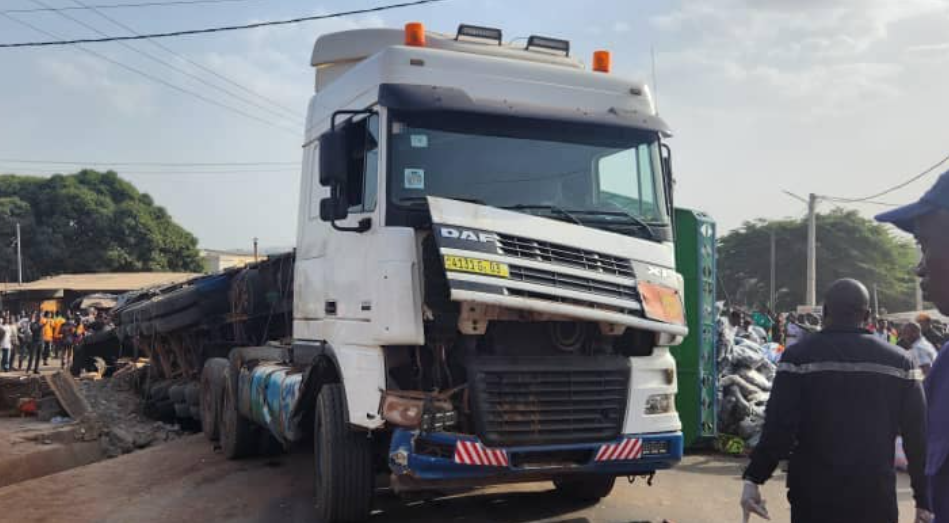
[405,22,426,47]
[593,50,611,73]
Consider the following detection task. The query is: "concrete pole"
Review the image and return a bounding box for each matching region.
[873,283,880,317]
[806,194,818,306]
[253,237,259,263]
[16,222,22,285]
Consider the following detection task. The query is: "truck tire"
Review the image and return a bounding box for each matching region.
[169,383,186,404]
[552,476,616,502]
[184,382,200,407]
[220,365,257,459]
[200,358,228,441]
[313,383,373,523]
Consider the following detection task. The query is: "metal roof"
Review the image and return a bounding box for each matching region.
[1,272,199,293]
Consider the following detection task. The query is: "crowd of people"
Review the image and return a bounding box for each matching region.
[738,171,949,523]
[729,309,946,378]
[0,308,107,375]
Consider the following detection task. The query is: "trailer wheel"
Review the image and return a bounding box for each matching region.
[313,383,373,523]
[220,365,257,459]
[552,476,616,502]
[200,358,228,441]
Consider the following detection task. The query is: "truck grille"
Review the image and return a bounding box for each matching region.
[468,357,630,447]
[496,234,634,278]
[506,289,639,316]
[508,266,640,302]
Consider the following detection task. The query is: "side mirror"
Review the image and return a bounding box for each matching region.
[660,143,675,213]
[319,196,348,222]
[319,128,349,187]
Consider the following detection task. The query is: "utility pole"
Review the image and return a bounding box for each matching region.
[873,283,880,317]
[806,193,818,307]
[253,237,259,263]
[770,227,776,312]
[16,222,22,286]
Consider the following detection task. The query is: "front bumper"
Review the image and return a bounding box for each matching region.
[388,429,683,492]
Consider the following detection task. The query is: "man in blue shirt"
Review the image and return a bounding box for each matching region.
[878,170,949,523]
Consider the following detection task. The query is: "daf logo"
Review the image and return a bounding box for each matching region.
[647,265,674,279]
[440,227,496,243]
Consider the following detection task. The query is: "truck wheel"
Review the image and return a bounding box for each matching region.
[313,383,373,523]
[200,358,228,441]
[553,476,616,502]
[184,382,200,407]
[220,365,257,459]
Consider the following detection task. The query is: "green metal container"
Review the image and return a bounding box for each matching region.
[673,208,718,448]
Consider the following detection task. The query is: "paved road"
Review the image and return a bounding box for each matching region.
[0,435,920,523]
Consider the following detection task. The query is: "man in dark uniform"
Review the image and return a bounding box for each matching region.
[739,278,931,523]
[878,170,949,523]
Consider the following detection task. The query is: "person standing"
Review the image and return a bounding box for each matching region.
[0,319,10,372]
[900,322,939,376]
[26,313,43,375]
[40,312,53,366]
[877,170,949,523]
[15,315,30,370]
[739,279,931,523]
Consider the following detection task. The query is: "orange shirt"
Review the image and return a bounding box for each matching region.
[41,318,53,342]
[52,317,65,340]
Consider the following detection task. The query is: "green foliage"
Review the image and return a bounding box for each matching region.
[718,208,918,313]
[0,170,202,281]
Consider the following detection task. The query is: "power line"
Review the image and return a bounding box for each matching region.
[0,159,297,166]
[822,151,949,203]
[1,9,300,135]
[67,0,303,124]
[3,0,255,14]
[0,0,450,48]
[0,166,298,175]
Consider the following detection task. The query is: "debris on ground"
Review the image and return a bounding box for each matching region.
[78,364,183,458]
[716,316,779,453]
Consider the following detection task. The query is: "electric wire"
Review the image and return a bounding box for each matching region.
[0,0,451,48]
[0,159,297,166]
[1,10,300,135]
[70,0,303,122]
[3,0,255,14]
[820,151,949,203]
[27,0,302,127]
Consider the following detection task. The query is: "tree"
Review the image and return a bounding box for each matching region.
[0,170,203,280]
[718,208,918,313]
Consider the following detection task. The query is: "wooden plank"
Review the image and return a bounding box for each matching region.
[44,371,91,420]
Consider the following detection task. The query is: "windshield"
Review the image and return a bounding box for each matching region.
[388,111,670,241]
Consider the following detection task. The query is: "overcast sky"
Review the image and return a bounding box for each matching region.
[1,0,947,250]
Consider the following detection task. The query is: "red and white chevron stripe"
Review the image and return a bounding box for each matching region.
[454,440,509,467]
[594,438,643,461]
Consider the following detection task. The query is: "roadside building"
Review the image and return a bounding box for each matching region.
[200,249,261,273]
[0,272,198,313]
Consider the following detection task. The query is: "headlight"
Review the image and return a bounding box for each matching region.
[644,394,676,415]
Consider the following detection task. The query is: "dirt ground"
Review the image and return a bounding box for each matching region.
[0,434,921,523]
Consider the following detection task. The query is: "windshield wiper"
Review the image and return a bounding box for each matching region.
[500,204,584,226]
[568,209,660,242]
[398,196,486,206]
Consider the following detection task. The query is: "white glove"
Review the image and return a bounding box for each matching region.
[740,480,771,522]
[915,508,934,523]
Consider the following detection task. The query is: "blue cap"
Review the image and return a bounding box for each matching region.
[875,169,949,233]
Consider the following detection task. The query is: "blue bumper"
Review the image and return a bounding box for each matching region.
[388,429,683,488]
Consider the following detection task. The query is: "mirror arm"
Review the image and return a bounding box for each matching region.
[332,217,372,233]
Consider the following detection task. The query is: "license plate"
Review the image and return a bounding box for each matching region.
[443,255,509,278]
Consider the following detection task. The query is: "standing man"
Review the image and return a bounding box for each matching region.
[26,312,43,375]
[877,170,949,523]
[739,279,931,523]
[0,318,10,372]
[900,322,939,376]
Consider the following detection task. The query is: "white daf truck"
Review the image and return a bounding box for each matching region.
[117,22,688,523]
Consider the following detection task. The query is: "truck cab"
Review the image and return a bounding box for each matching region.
[292,23,685,520]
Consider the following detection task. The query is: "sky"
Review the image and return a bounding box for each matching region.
[1,0,948,250]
